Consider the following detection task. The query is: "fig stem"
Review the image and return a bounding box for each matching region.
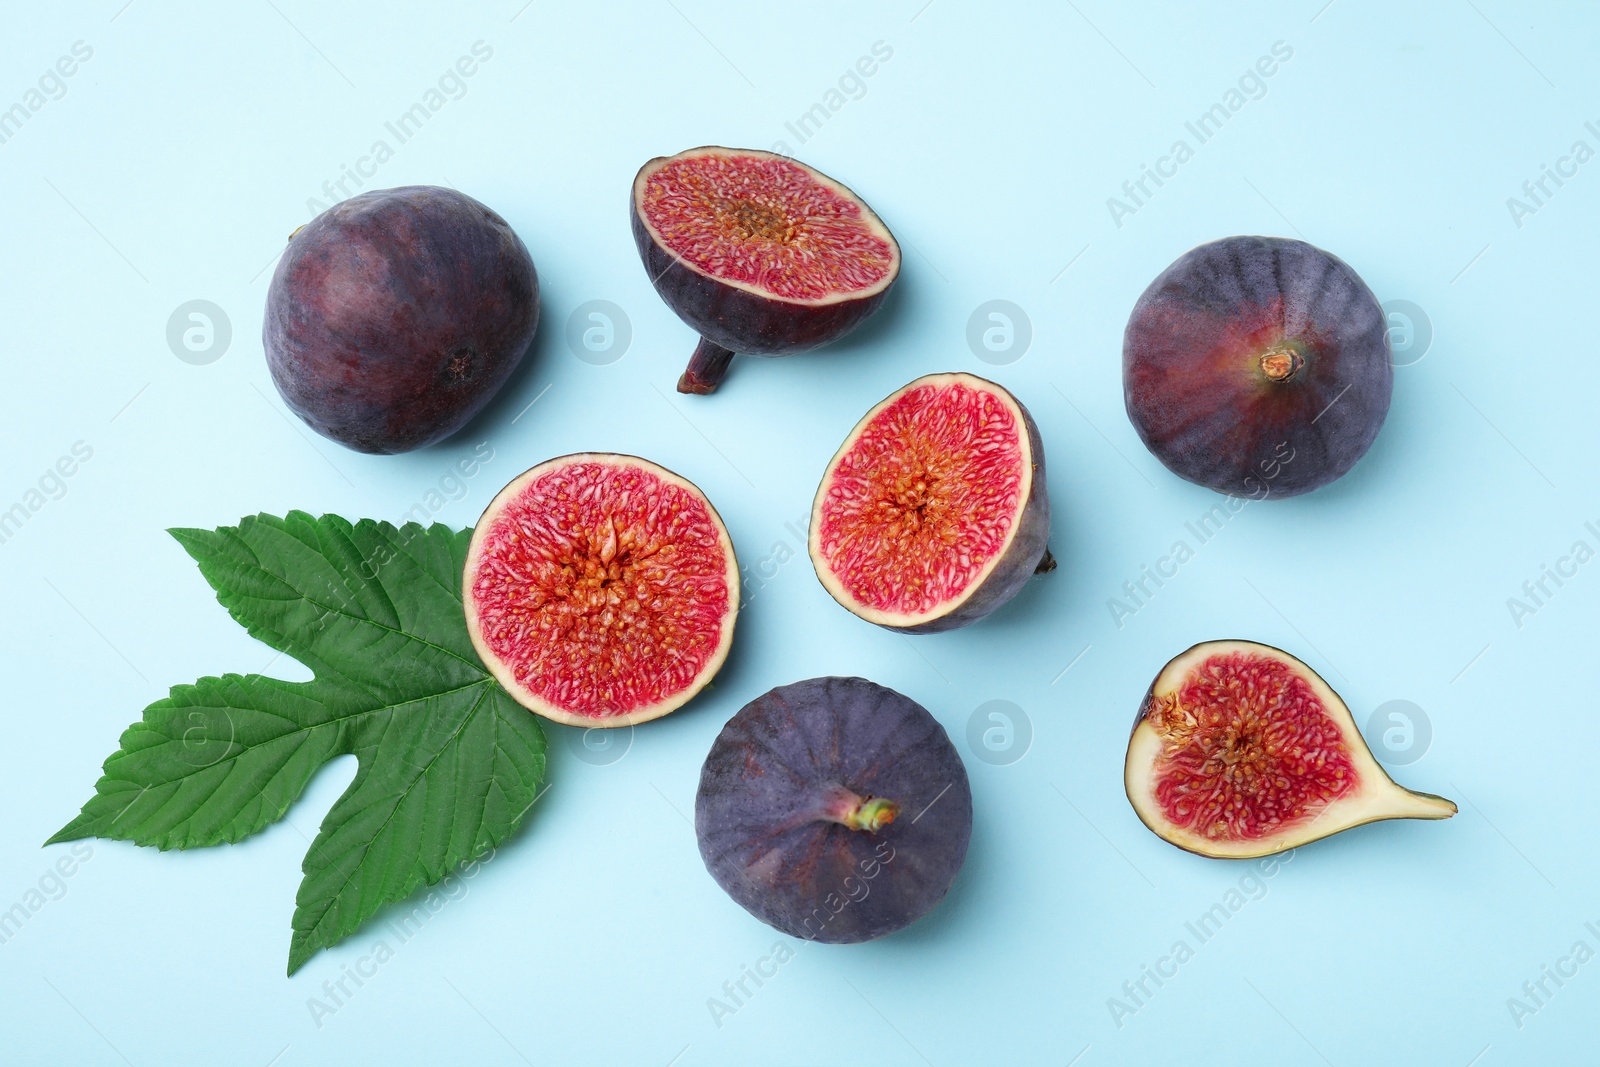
[678,337,736,395]
[1035,548,1057,574]
[844,797,899,833]
[1259,346,1303,382]
[822,786,899,833]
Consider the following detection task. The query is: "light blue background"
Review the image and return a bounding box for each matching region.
[2,2,1595,1064]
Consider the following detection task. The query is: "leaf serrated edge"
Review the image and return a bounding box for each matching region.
[284,683,547,975]
[48,513,545,978]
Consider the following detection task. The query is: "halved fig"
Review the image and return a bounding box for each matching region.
[463,453,738,727]
[809,372,1053,633]
[1123,235,1392,497]
[696,677,972,943]
[631,146,900,394]
[1125,639,1455,859]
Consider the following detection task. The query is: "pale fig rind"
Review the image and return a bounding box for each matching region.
[1125,639,1455,860]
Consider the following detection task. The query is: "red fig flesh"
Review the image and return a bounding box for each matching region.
[463,454,738,727]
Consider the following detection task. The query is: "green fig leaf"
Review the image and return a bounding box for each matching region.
[48,512,547,975]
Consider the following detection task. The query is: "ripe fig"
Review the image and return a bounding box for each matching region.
[1125,639,1455,859]
[265,186,539,454]
[1123,235,1391,497]
[631,146,900,394]
[463,454,738,727]
[809,372,1053,633]
[696,677,972,943]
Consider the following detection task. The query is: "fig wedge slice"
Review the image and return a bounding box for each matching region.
[1125,639,1454,859]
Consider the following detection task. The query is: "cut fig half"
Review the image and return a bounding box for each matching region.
[463,453,738,728]
[809,372,1053,633]
[1125,639,1455,859]
[631,146,900,394]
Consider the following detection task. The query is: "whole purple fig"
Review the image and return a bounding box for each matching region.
[1123,235,1391,497]
[695,677,972,943]
[264,185,539,454]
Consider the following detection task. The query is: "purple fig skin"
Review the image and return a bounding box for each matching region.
[695,677,972,944]
[630,148,899,394]
[264,186,540,454]
[1123,235,1391,497]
